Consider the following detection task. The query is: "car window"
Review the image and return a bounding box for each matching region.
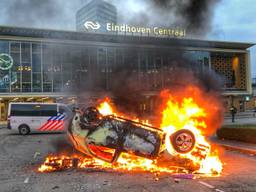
[10,104,41,116]
[40,105,57,116]
[59,106,66,114]
[59,105,72,116]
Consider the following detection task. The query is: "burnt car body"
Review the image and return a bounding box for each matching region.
[68,107,196,163]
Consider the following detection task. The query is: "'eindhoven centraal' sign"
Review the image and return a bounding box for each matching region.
[84,21,186,38]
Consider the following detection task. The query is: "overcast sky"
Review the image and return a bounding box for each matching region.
[0,0,255,75]
[209,0,256,76]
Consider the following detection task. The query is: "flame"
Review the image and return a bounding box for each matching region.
[97,97,152,126]
[97,97,114,116]
[38,153,189,175]
[39,87,223,176]
[160,87,223,175]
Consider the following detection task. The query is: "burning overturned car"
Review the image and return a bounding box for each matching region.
[68,107,196,163]
[39,90,223,175]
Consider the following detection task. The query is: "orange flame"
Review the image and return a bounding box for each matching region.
[38,153,189,175]
[160,87,223,175]
[97,97,152,126]
[97,97,115,116]
[39,87,223,176]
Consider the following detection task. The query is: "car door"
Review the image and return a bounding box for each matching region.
[30,104,42,131]
[38,104,58,132]
[58,105,72,131]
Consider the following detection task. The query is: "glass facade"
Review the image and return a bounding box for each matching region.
[0,39,249,95]
[0,41,10,92]
[0,35,251,120]
[0,40,216,94]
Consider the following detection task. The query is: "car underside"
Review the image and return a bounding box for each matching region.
[68,107,196,163]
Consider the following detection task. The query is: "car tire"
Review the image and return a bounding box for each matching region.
[19,125,30,135]
[170,129,196,154]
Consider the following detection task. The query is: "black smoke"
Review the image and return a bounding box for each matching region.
[151,0,220,36]
[0,0,221,36]
[108,49,223,117]
[50,136,76,154]
[107,0,224,117]
[0,0,224,118]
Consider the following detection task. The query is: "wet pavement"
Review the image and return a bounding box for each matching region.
[0,128,256,192]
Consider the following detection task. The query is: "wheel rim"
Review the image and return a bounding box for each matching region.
[175,132,194,152]
[20,127,28,134]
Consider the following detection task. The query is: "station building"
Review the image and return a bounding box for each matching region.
[76,0,117,32]
[0,26,253,121]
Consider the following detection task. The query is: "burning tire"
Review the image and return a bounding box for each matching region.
[170,129,195,154]
[82,107,101,124]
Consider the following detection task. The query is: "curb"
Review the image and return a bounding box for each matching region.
[216,143,256,155]
[0,125,6,129]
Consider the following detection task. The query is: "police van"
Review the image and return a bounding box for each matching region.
[7,103,72,135]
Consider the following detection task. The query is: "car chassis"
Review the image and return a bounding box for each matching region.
[68,107,196,163]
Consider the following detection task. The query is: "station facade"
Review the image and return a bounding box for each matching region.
[0,26,253,120]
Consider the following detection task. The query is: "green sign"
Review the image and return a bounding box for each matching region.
[0,53,13,70]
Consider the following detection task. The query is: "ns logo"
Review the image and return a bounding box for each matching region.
[84,21,101,30]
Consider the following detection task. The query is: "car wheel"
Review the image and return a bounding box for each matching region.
[170,129,196,154]
[19,125,30,135]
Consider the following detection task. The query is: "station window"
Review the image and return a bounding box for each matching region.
[22,83,31,92]
[43,83,52,92]
[21,43,31,63]
[32,43,41,54]
[10,42,20,53]
[0,41,9,53]
[32,73,42,92]
[32,53,41,72]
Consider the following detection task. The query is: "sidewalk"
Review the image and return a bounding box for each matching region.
[0,122,6,129]
[210,136,256,155]
[223,116,256,125]
[224,111,255,119]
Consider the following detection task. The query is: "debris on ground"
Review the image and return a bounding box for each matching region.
[52,186,60,190]
[24,177,29,184]
[33,152,41,159]
[173,174,195,180]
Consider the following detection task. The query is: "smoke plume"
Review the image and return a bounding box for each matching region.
[109,49,224,117]
[0,0,220,36]
[106,0,224,121]
[114,0,221,37]
[152,0,220,36]
[0,0,224,130]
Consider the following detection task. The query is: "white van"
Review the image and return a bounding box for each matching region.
[7,103,72,135]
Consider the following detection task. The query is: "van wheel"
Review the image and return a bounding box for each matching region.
[19,125,30,135]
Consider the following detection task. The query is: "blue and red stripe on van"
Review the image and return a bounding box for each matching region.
[38,113,65,131]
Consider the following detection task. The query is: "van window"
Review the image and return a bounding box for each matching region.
[40,105,57,116]
[10,104,41,116]
[59,106,66,114]
[59,105,72,116]
[10,104,57,117]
